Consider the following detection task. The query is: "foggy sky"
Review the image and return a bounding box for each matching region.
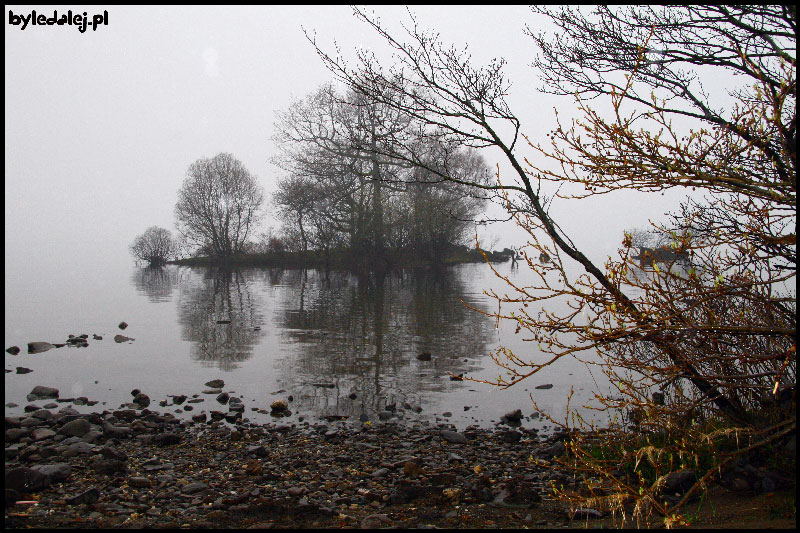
[5,5,688,280]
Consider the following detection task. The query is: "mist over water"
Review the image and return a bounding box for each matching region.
[4,260,613,431]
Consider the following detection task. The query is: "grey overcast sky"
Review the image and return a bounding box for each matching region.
[5,5,686,278]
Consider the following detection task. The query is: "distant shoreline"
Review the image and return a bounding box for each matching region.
[168,248,513,270]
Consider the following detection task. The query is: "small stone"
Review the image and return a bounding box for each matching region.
[6,346,21,355]
[403,461,422,478]
[154,432,181,446]
[571,508,603,520]
[535,383,554,390]
[440,430,467,444]
[499,429,523,443]
[66,487,100,505]
[16,367,33,374]
[205,379,225,389]
[128,476,152,488]
[133,393,150,408]
[360,514,391,529]
[501,409,523,424]
[270,400,288,413]
[118,321,128,330]
[182,482,209,494]
[114,334,134,343]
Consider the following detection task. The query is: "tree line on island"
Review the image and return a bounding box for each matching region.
[130,5,795,524]
[130,86,498,270]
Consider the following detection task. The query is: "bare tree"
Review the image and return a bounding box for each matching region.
[129,226,177,267]
[309,5,795,521]
[273,84,491,264]
[175,153,264,258]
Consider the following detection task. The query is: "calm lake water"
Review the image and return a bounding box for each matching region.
[4,260,613,431]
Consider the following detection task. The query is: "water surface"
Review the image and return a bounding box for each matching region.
[5,261,612,430]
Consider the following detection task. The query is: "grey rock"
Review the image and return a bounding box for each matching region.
[132,392,150,408]
[66,441,97,455]
[535,383,554,390]
[154,432,181,446]
[6,427,31,442]
[100,446,128,461]
[16,367,33,374]
[205,379,225,389]
[6,346,21,355]
[182,482,209,494]
[118,321,128,330]
[361,513,392,529]
[498,429,523,443]
[501,409,523,423]
[30,385,59,399]
[5,466,52,492]
[31,428,56,441]
[128,476,152,488]
[27,342,54,354]
[31,409,54,420]
[539,440,566,459]
[440,430,467,444]
[103,422,132,439]
[65,487,100,505]
[32,463,72,482]
[90,456,127,475]
[59,418,92,437]
[114,334,134,343]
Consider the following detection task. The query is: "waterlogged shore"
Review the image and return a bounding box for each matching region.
[5,391,797,529]
[6,400,588,529]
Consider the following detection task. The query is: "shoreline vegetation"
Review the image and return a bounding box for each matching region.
[168,246,516,271]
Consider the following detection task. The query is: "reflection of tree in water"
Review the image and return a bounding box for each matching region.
[277,267,494,419]
[131,266,185,302]
[176,267,265,371]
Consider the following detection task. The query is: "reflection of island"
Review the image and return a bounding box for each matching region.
[176,267,265,371]
[275,267,495,419]
[131,266,183,302]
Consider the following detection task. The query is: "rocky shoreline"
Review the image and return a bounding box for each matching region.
[5,395,592,529]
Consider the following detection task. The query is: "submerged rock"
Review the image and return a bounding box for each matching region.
[27,342,54,354]
[29,385,59,399]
